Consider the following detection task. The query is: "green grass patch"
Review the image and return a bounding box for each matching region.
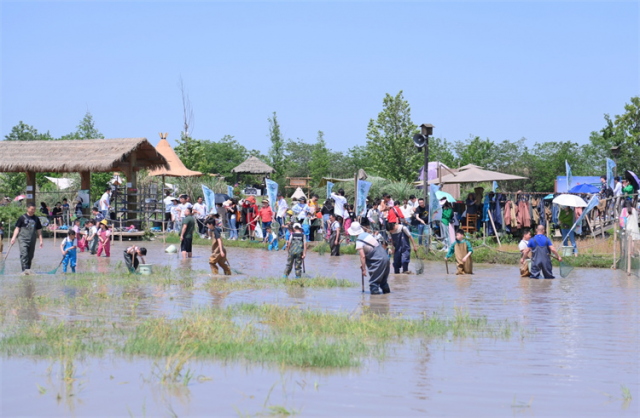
[204,276,355,292]
[164,233,277,249]
[0,303,528,368]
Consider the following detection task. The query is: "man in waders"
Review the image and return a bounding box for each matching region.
[520,225,561,279]
[207,217,231,276]
[388,219,418,274]
[445,229,473,275]
[351,222,391,294]
[10,203,43,272]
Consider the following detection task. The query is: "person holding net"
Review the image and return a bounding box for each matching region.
[351,222,391,295]
[521,225,561,279]
[445,229,473,275]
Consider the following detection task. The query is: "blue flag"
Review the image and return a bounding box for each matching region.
[265,179,278,213]
[429,184,442,222]
[566,160,572,192]
[492,181,498,193]
[326,181,334,199]
[202,184,217,215]
[356,180,372,216]
[567,195,599,236]
[606,158,616,190]
[227,185,234,198]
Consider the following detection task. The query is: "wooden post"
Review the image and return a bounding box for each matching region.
[26,171,36,207]
[80,171,91,218]
[613,215,617,269]
[162,174,166,247]
[627,232,632,276]
[487,210,501,247]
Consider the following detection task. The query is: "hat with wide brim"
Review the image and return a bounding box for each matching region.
[347,222,364,236]
[100,219,108,226]
[293,223,302,229]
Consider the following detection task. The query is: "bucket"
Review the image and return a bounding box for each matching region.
[561,246,574,257]
[138,264,153,275]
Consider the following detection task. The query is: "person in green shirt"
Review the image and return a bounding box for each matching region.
[622,179,634,199]
[558,206,577,256]
[445,230,473,274]
[180,208,196,259]
[441,201,454,249]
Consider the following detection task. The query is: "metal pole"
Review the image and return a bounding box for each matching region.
[423,136,429,253]
[613,213,617,269]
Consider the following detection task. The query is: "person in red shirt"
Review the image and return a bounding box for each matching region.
[258,199,274,241]
[246,196,260,240]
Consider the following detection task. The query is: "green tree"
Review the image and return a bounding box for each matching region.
[427,137,457,168]
[268,112,287,182]
[453,135,496,169]
[309,131,330,184]
[365,91,420,181]
[284,138,314,178]
[527,141,587,192]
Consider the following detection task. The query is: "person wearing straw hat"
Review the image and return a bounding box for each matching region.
[10,203,43,272]
[96,219,112,258]
[351,221,390,295]
[283,222,306,279]
[521,225,561,279]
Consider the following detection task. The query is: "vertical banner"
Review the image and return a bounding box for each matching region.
[568,195,599,236]
[202,184,217,215]
[356,180,372,216]
[606,158,616,189]
[227,185,234,198]
[429,184,442,222]
[265,179,278,213]
[492,181,498,193]
[326,181,334,199]
[566,160,572,192]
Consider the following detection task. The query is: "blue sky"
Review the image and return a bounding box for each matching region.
[1,1,638,153]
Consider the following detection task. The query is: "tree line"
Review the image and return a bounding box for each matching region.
[1,94,638,197]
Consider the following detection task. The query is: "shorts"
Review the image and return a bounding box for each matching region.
[181,237,193,253]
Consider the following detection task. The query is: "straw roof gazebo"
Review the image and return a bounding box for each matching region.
[149,139,202,178]
[0,138,167,213]
[231,156,274,183]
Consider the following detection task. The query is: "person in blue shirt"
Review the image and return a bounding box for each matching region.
[60,230,78,273]
[521,225,562,279]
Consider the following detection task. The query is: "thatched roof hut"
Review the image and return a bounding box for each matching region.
[0,138,168,173]
[231,156,274,174]
[148,139,202,178]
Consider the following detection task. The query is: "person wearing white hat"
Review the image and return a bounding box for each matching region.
[283,223,306,278]
[349,221,390,294]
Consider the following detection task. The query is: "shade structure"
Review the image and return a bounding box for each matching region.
[148,139,202,177]
[290,187,306,200]
[458,164,484,171]
[318,169,368,187]
[433,167,527,184]
[569,183,599,194]
[552,194,588,208]
[232,156,275,174]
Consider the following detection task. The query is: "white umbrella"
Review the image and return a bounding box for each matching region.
[552,194,587,208]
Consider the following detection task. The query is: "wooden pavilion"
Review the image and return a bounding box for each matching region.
[0,138,168,221]
[231,156,275,184]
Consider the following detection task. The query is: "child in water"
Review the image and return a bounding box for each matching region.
[60,230,78,273]
[445,230,473,275]
[124,245,147,273]
[265,225,279,251]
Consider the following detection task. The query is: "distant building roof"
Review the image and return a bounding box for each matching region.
[149,139,202,177]
[231,156,275,174]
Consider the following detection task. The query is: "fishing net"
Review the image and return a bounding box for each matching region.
[558,258,574,278]
[414,257,424,275]
[317,241,329,256]
[617,230,640,278]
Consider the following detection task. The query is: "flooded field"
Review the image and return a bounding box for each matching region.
[0,238,637,417]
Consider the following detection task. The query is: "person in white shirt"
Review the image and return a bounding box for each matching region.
[99,188,111,219]
[613,176,623,217]
[170,198,181,232]
[518,229,532,277]
[192,196,208,235]
[275,193,289,238]
[294,197,311,221]
[163,191,175,231]
[408,195,418,210]
[399,199,414,224]
[331,189,348,222]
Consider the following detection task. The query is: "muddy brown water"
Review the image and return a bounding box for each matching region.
[0,238,638,416]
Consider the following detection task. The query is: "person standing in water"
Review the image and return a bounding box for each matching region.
[519,229,532,277]
[351,222,391,295]
[445,230,473,275]
[388,220,418,274]
[207,216,232,276]
[521,225,561,279]
[11,203,43,272]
